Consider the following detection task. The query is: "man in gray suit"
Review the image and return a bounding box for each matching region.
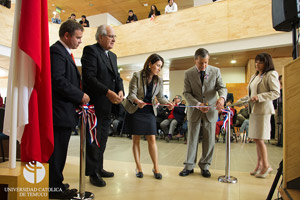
[179,48,227,178]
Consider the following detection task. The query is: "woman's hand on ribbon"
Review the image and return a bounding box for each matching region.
[135,99,146,108]
[106,89,123,104]
[81,93,90,105]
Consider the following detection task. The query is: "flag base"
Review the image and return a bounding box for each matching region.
[0,161,49,199]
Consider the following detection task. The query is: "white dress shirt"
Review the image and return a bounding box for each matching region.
[165,2,178,14]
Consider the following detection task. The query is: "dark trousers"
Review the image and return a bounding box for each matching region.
[48,126,72,190]
[271,115,275,139]
[85,115,110,176]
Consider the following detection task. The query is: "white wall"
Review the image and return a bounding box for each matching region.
[0,78,8,98]
[81,13,122,28]
[194,0,214,7]
[169,67,245,100]
[169,70,185,100]
[220,67,245,85]
[123,80,129,97]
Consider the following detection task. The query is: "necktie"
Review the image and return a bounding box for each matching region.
[71,53,75,63]
[200,71,205,84]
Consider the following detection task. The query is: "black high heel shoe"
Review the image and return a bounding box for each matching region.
[135,169,143,178]
[152,169,162,180]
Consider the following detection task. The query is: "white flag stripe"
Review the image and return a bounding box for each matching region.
[4,48,35,142]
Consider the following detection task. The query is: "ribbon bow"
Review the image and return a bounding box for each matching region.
[221,107,234,132]
[77,104,99,147]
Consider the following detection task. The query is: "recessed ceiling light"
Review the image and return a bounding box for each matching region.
[212,57,217,60]
[52,4,55,6]
[126,76,130,79]
[144,3,148,6]
[215,62,219,64]
[230,60,237,64]
[62,10,65,13]
[89,3,94,6]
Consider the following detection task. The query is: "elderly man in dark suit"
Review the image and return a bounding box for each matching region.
[81,25,124,187]
[179,48,227,178]
[49,20,90,199]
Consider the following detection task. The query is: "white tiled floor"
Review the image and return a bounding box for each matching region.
[63,135,283,200]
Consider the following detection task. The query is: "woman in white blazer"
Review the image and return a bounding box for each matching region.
[123,54,173,179]
[238,53,280,178]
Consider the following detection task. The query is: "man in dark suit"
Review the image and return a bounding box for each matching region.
[49,20,90,199]
[81,25,124,187]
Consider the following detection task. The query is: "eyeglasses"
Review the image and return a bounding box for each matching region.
[104,34,117,39]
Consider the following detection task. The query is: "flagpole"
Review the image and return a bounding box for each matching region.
[8,0,22,168]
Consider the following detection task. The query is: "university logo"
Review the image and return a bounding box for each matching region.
[23,161,46,184]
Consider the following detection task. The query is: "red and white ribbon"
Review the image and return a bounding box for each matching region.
[77,104,99,147]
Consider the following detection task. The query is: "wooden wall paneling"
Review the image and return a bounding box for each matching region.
[0,6,14,48]
[0,0,290,60]
[226,83,248,112]
[48,0,194,24]
[283,57,300,190]
[113,0,281,57]
[248,57,293,80]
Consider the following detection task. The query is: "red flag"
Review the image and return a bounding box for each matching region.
[4,0,54,163]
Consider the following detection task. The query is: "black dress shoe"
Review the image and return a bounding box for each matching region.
[49,188,77,199]
[136,172,143,178]
[99,169,114,178]
[201,169,211,178]
[179,169,194,176]
[89,173,106,187]
[152,169,162,180]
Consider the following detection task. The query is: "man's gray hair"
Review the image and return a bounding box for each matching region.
[194,48,210,59]
[95,25,108,41]
[176,95,182,101]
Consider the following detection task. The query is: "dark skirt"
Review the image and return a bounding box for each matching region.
[123,105,157,135]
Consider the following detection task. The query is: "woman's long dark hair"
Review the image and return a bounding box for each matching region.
[255,53,275,75]
[142,53,164,84]
[149,5,159,16]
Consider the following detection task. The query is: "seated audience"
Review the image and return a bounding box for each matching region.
[51,13,61,24]
[126,10,138,23]
[175,118,188,139]
[148,5,161,18]
[155,97,168,133]
[68,13,77,21]
[79,15,90,27]
[160,95,185,142]
[215,100,235,141]
[0,93,3,107]
[111,104,125,136]
[235,104,249,126]
[165,0,178,14]
[236,119,251,142]
[227,93,234,104]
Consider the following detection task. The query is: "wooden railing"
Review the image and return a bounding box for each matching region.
[0,0,283,59]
